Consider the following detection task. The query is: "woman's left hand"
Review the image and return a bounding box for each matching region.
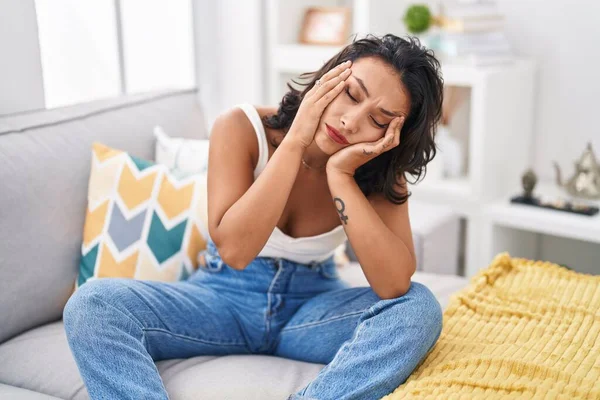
[326,116,405,177]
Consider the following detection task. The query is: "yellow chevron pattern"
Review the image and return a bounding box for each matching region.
[88,151,122,207]
[75,143,209,290]
[157,174,195,220]
[135,248,181,281]
[94,142,122,162]
[118,162,158,210]
[83,200,109,247]
[186,223,206,269]
[97,244,139,279]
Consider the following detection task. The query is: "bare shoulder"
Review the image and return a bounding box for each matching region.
[210,105,283,171]
[210,106,259,166]
[207,106,264,243]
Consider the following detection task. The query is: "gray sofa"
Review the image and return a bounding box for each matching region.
[0,88,468,399]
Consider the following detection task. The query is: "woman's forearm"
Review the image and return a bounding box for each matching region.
[326,171,414,298]
[215,137,304,269]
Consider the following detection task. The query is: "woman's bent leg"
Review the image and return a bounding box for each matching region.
[63,278,250,400]
[275,282,443,400]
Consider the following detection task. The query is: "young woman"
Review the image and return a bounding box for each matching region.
[64,34,445,400]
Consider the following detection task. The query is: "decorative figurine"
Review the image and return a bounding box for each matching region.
[553,142,600,200]
[511,167,599,216]
[521,168,537,200]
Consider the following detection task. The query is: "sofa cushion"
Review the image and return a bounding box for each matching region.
[75,142,208,289]
[154,125,210,177]
[0,321,322,400]
[0,384,62,400]
[0,89,207,344]
[0,322,88,399]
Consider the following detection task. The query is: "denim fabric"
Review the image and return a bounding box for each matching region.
[63,240,443,400]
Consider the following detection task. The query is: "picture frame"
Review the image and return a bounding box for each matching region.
[299,7,351,46]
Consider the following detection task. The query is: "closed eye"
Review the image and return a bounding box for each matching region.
[346,87,388,129]
[345,87,357,103]
[371,118,388,129]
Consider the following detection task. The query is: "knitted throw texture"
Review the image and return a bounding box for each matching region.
[383,253,600,399]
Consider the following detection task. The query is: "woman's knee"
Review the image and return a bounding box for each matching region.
[378,282,443,340]
[413,282,443,334]
[63,279,132,335]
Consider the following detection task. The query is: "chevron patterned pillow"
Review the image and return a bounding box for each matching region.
[75,142,209,289]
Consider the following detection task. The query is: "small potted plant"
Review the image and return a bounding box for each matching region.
[403,4,432,34]
[402,4,440,50]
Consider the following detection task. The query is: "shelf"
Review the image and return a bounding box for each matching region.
[272,44,535,86]
[484,183,600,244]
[272,44,343,74]
[408,176,477,216]
[440,59,534,86]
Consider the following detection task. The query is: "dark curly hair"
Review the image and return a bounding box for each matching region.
[263,34,444,205]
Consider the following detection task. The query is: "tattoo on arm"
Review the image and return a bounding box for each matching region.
[334,197,349,224]
[363,149,374,155]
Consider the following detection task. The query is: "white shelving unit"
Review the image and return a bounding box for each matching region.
[481,182,600,276]
[411,58,536,277]
[266,0,408,105]
[264,0,537,278]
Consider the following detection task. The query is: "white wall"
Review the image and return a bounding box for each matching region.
[496,0,600,182]
[0,0,45,115]
[193,0,264,132]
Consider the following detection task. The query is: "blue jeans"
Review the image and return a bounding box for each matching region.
[63,240,442,400]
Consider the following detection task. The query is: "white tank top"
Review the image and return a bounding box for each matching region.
[235,103,347,264]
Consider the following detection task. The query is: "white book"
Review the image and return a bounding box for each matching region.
[439,31,508,44]
[442,1,500,19]
[439,34,510,50]
[441,41,512,57]
[449,53,514,66]
[440,16,505,33]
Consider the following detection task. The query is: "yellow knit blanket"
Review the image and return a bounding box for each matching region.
[384,253,600,399]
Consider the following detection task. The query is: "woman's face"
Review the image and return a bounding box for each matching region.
[315,56,411,155]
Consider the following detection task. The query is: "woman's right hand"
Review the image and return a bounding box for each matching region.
[285,60,353,150]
